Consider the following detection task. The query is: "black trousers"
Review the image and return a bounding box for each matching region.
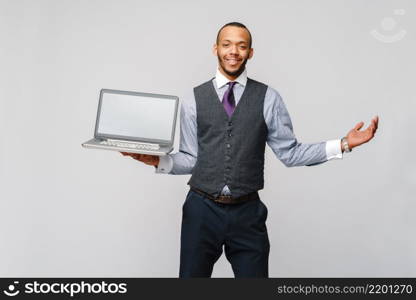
[179,189,270,278]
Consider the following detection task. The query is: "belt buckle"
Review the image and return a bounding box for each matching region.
[215,195,233,204]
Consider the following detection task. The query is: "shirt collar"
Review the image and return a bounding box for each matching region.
[214,67,247,89]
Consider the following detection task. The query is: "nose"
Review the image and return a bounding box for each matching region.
[230,44,238,55]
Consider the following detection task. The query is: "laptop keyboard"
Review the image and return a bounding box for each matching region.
[100,140,160,150]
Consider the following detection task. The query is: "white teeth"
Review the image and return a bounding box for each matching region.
[226,59,239,65]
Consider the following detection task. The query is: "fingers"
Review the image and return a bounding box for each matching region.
[363,115,379,140]
[139,154,157,164]
[373,115,379,132]
[369,115,379,134]
[120,152,157,165]
[120,152,140,159]
[354,116,379,134]
[354,121,364,131]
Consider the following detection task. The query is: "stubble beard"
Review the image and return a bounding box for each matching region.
[217,54,248,78]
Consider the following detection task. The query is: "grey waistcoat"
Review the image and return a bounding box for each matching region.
[187,77,269,198]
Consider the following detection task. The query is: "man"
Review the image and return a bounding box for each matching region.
[121,22,379,277]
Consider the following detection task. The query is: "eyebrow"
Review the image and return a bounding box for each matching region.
[221,40,248,45]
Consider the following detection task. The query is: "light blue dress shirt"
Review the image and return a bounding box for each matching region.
[156,68,343,195]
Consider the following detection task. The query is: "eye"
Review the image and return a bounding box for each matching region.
[222,43,229,47]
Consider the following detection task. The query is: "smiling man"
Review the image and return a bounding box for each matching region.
[121,22,379,278]
[216,23,252,78]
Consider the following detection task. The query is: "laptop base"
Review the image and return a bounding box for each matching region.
[82,138,173,156]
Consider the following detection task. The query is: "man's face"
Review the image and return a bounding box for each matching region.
[213,26,253,79]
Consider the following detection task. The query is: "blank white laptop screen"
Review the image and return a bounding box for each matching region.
[97,92,176,142]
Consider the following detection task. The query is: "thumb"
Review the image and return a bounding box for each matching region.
[354,121,364,131]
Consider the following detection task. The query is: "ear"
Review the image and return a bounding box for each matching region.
[212,43,218,56]
[248,48,254,60]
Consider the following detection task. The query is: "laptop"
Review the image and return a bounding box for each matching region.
[82,88,179,156]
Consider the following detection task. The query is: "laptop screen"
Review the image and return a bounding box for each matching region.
[96,90,177,143]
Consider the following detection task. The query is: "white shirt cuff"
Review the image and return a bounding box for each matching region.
[155,155,173,173]
[326,139,343,160]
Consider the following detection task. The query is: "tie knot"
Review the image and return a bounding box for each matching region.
[228,81,237,89]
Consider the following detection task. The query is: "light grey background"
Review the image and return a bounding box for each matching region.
[0,0,414,277]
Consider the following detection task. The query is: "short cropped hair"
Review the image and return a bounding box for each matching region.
[216,22,252,48]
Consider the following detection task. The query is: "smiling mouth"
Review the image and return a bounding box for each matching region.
[225,57,241,66]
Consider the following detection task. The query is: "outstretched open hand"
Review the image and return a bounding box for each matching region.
[346,115,379,149]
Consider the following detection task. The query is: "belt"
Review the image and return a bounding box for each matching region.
[190,186,258,204]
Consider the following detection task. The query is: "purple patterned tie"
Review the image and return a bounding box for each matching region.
[222,81,236,117]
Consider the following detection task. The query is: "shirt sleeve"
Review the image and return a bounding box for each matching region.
[264,87,342,167]
[155,90,197,174]
[326,139,343,160]
[155,155,173,173]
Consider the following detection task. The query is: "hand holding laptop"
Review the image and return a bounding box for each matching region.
[120,152,160,167]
